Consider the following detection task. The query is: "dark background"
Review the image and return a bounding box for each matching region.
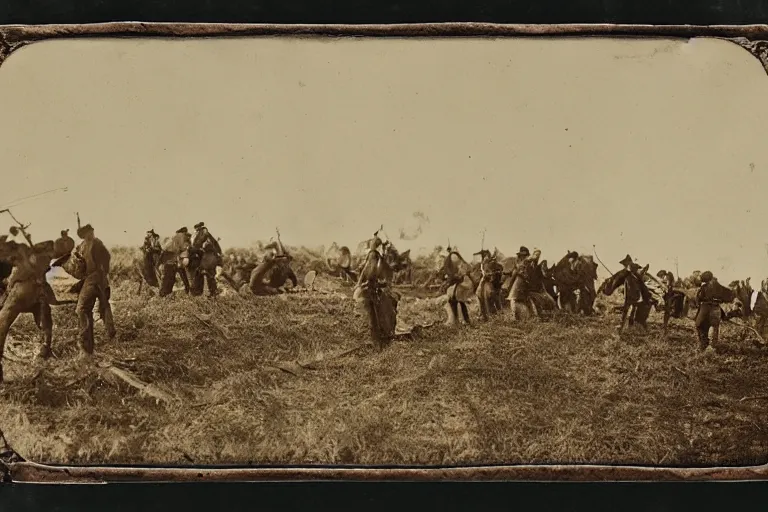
[2,0,768,510]
[1,0,768,25]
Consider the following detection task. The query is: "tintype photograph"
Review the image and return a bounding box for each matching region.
[1,26,768,480]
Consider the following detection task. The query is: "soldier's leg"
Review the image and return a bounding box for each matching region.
[635,303,651,329]
[756,314,767,343]
[663,299,672,333]
[478,286,489,321]
[444,298,458,326]
[206,274,218,296]
[459,301,470,324]
[159,265,176,297]
[100,289,117,340]
[178,268,191,293]
[0,299,23,383]
[37,302,53,359]
[710,307,722,347]
[694,306,710,350]
[76,281,98,355]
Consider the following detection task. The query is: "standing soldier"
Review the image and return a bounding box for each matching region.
[74,222,116,355]
[191,222,223,296]
[695,271,724,352]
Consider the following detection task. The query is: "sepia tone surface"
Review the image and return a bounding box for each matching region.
[1,34,768,477]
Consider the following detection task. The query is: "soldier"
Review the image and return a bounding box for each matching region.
[695,271,723,351]
[191,222,222,296]
[53,229,75,259]
[656,269,687,331]
[507,247,546,320]
[74,223,116,355]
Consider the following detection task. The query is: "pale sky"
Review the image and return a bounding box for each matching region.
[0,36,766,282]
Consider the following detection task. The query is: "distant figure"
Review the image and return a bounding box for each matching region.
[74,222,116,355]
[656,269,687,332]
[190,222,223,296]
[53,229,75,259]
[694,271,734,351]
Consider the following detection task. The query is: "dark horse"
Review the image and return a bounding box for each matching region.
[353,241,399,350]
[599,265,654,333]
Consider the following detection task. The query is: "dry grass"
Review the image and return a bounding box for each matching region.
[2,247,768,467]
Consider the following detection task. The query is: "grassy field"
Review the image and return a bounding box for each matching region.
[1,246,768,467]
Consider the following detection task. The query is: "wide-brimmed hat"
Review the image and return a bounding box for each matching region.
[619,254,633,267]
[194,222,205,230]
[516,246,530,257]
[147,229,157,236]
[176,227,188,234]
[76,224,94,238]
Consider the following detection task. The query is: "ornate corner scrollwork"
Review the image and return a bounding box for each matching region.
[0,29,28,68]
[727,37,768,76]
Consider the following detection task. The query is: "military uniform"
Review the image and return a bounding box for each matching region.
[53,229,75,259]
[191,222,222,296]
[694,271,722,351]
[74,224,116,354]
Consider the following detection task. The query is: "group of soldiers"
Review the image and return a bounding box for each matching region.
[0,217,115,383]
[353,227,762,353]
[139,222,297,298]
[140,221,224,297]
[0,214,763,383]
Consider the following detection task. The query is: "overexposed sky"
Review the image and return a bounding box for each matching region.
[0,36,766,282]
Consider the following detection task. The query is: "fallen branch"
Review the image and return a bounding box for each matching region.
[672,366,690,379]
[739,395,768,403]
[193,313,232,340]
[99,365,176,405]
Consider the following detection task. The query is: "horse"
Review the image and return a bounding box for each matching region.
[353,244,399,350]
[599,265,655,333]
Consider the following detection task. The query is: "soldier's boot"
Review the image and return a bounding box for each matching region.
[459,302,470,325]
[444,300,458,326]
[696,327,709,351]
[78,310,95,355]
[711,324,721,351]
[38,303,53,359]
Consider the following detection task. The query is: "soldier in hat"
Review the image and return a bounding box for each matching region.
[53,229,75,259]
[694,270,724,351]
[191,222,223,296]
[74,222,116,355]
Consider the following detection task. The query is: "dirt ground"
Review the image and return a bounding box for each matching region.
[2,269,768,467]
